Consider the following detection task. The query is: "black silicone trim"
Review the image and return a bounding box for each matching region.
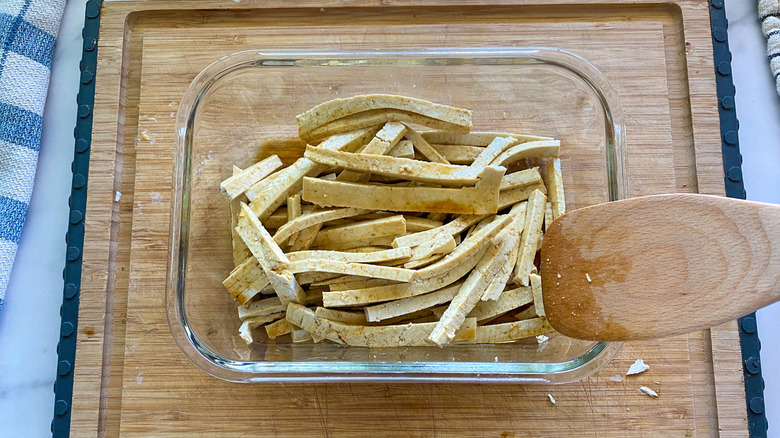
[709,1,768,436]
[49,1,766,436]
[51,0,102,436]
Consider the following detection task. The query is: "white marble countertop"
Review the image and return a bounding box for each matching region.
[0,0,777,436]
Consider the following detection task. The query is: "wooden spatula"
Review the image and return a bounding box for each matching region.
[540,193,780,342]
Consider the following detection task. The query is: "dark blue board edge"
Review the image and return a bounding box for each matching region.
[709,0,768,436]
[51,0,102,436]
[48,1,766,436]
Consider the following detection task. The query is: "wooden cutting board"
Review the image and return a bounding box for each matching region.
[71,1,748,436]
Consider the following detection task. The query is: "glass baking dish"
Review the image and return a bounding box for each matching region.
[167,48,626,383]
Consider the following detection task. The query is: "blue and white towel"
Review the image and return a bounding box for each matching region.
[760,0,780,95]
[0,0,66,313]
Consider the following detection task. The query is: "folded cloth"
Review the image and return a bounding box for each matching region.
[0,0,66,313]
[760,0,780,94]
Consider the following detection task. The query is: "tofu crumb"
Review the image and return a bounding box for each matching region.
[140,130,150,141]
[609,374,623,383]
[627,408,630,411]
[115,191,122,202]
[585,273,592,282]
[626,359,650,375]
[547,394,556,405]
[556,273,561,278]
[536,334,549,344]
[638,386,659,397]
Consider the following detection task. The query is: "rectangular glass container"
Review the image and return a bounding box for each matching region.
[168,48,626,383]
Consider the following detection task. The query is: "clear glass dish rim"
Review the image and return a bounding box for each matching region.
[167,47,627,383]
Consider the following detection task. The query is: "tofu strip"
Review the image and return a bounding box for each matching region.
[314,307,369,325]
[430,144,483,165]
[499,168,544,191]
[297,94,472,141]
[311,216,407,247]
[547,157,566,220]
[237,296,286,320]
[239,313,286,344]
[388,139,415,159]
[470,136,518,168]
[301,109,469,143]
[286,303,476,347]
[338,121,407,182]
[512,190,547,285]
[421,131,554,146]
[265,318,292,338]
[287,194,301,221]
[303,166,505,215]
[246,128,376,219]
[327,278,400,291]
[365,122,408,151]
[468,287,533,322]
[288,225,320,251]
[403,254,445,269]
[404,216,443,232]
[223,257,270,304]
[287,247,411,264]
[236,287,273,306]
[514,306,539,321]
[408,232,456,262]
[498,182,547,211]
[263,208,290,229]
[530,273,546,317]
[393,214,486,248]
[311,274,372,286]
[220,155,284,201]
[237,204,307,304]
[230,198,252,265]
[402,125,450,164]
[322,247,486,307]
[291,328,313,343]
[288,259,415,282]
[285,194,302,244]
[273,207,371,244]
[305,146,494,186]
[364,281,463,322]
[312,235,395,251]
[296,271,341,286]
[489,140,561,167]
[474,317,553,343]
[544,201,554,231]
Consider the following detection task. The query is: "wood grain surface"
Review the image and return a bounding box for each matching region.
[71,1,747,436]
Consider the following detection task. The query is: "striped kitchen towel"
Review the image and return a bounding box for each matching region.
[760,0,780,94]
[0,0,66,313]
